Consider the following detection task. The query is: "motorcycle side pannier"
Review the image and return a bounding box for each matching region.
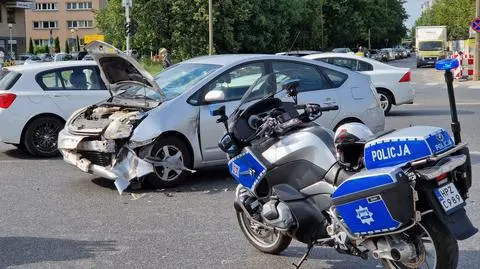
[331,167,414,236]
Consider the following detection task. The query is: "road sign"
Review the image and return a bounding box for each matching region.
[84,34,105,44]
[122,0,132,7]
[471,17,480,33]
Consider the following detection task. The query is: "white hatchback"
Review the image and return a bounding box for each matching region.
[0,61,109,157]
[303,53,415,114]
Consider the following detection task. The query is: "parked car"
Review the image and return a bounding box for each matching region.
[54,53,73,61]
[38,53,53,62]
[23,55,43,65]
[275,50,324,57]
[0,61,109,157]
[368,49,383,61]
[304,53,414,114]
[332,48,354,54]
[58,41,385,190]
[380,48,396,61]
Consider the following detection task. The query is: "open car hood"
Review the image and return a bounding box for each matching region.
[86,41,162,95]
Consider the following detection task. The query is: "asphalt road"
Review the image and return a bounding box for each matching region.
[1,57,480,269]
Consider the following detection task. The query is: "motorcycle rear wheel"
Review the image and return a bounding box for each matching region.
[236,211,292,254]
[382,214,458,269]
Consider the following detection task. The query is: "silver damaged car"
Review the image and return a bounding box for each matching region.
[58,41,385,193]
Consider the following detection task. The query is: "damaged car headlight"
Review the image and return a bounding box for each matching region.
[103,112,147,140]
[129,138,156,149]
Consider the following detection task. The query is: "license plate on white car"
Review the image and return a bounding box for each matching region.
[434,182,465,214]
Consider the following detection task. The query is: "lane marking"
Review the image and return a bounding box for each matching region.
[425,82,440,86]
[471,151,480,156]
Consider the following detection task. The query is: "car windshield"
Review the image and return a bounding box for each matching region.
[116,63,221,102]
[419,41,443,51]
[154,63,221,100]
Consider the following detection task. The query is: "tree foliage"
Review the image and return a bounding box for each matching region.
[54,37,60,53]
[95,0,408,60]
[28,38,34,54]
[414,0,475,40]
[65,40,70,53]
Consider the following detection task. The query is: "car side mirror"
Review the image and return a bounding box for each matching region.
[205,90,225,103]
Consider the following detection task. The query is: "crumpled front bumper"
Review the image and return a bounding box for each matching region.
[58,129,155,194]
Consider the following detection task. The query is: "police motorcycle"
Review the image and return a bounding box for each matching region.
[210,59,476,269]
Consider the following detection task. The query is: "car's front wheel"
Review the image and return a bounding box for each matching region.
[23,116,64,157]
[146,136,192,188]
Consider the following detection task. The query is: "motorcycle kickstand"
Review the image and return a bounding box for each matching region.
[292,243,313,269]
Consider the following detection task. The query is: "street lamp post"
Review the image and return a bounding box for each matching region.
[8,23,13,58]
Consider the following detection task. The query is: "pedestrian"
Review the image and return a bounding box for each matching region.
[160,48,172,69]
[355,46,365,57]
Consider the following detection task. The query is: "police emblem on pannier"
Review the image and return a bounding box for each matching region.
[356,206,374,225]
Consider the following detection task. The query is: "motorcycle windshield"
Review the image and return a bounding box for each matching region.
[233,73,291,117]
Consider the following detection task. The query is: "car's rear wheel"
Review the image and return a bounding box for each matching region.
[377,89,393,115]
[146,136,192,188]
[23,116,64,157]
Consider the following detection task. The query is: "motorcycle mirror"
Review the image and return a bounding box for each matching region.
[282,79,300,104]
[209,105,226,117]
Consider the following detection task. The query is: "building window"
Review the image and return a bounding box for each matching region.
[67,20,93,29]
[34,39,50,46]
[66,2,93,10]
[35,3,57,11]
[7,8,15,24]
[33,21,58,29]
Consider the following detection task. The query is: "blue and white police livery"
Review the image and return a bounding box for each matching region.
[364,126,454,170]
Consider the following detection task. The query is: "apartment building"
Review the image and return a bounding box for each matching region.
[0,1,34,56]
[25,0,106,52]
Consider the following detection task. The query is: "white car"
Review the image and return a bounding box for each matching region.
[303,53,414,114]
[0,61,109,156]
[58,41,385,190]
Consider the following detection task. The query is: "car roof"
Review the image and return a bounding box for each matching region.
[6,60,97,72]
[303,53,404,70]
[182,54,273,66]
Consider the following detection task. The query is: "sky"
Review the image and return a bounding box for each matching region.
[405,0,423,28]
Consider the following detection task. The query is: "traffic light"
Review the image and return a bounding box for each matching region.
[125,21,137,36]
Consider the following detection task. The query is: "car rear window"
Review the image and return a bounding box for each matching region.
[320,67,348,88]
[0,69,21,90]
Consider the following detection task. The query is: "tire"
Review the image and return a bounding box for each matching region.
[377,89,393,115]
[382,214,458,269]
[23,116,64,157]
[236,211,292,254]
[146,136,192,188]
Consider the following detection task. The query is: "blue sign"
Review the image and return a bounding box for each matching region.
[471,17,480,33]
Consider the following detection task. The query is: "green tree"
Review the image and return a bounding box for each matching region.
[28,38,34,54]
[65,40,70,53]
[95,0,408,58]
[76,35,81,51]
[54,37,60,53]
[414,0,475,40]
[44,45,49,54]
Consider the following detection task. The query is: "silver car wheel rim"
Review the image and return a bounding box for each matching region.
[153,145,183,182]
[385,222,437,269]
[378,93,389,111]
[238,212,281,248]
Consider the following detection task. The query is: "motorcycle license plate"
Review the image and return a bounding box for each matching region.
[434,182,465,214]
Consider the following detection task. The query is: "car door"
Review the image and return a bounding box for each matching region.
[198,62,266,162]
[38,66,109,118]
[271,61,340,128]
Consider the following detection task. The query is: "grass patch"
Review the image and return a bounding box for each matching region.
[140,59,164,75]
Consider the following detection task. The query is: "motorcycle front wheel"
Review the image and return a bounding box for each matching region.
[382,214,458,269]
[236,211,292,254]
